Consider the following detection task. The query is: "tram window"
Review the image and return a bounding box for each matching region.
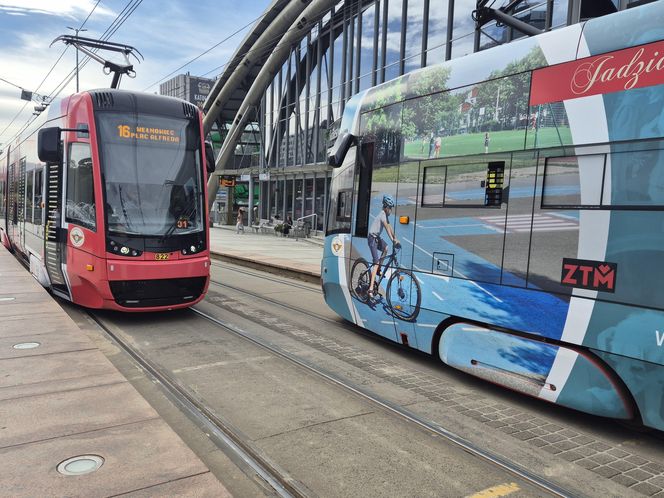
[422,162,504,207]
[422,166,447,206]
[26,170,33,223]
[543,155,604,208]
[33,169,43,224]
[326,158,355,235]
[18,158,26,222]
[605,149,664,208]
[354,142,374,237]
[66,143,96,231]
[337,189,353,222]
[0,180,5,217]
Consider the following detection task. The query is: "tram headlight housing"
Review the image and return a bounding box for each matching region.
[181,239,205,256]
[107,239,142,257]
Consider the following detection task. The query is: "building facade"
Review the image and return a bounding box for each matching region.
[160,73,215,109]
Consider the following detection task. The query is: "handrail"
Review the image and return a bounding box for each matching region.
[296,213,318,237]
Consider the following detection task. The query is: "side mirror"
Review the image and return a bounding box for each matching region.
[204,142,216,174]
[327,132,355,168]
[38,127,62,164]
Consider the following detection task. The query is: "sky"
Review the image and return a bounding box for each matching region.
[0,0,272,145]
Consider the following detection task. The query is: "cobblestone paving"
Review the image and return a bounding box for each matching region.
[208,290,664,497]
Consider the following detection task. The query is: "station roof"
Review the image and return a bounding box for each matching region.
[202,0,290,124]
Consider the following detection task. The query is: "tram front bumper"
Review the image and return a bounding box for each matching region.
[102,255,211,310]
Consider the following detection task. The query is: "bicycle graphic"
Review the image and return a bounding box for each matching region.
[350,243,422,322]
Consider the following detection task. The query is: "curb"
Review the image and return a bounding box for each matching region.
[210,251,321,285]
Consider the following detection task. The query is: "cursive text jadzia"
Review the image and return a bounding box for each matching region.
[571,47,664,95]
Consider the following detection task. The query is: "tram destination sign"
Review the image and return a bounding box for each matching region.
[116,124,181,144]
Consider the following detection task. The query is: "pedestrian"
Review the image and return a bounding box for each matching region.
[434,136,441,158]
[484,132,490,154]
[428,132,435,158]
[236,207,245,234]
[283,214,293,236]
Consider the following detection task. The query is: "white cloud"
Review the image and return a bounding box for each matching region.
[0,0,270,141]
[0,1,114,19]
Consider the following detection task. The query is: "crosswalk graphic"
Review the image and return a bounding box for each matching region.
[479,213,578,233]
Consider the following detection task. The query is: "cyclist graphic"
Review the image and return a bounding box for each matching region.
[367,194,399,299]
[350,193,421,321]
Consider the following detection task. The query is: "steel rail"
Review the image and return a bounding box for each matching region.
[191,306,575,498]
[208,278,336,326]
[87,312,307,498]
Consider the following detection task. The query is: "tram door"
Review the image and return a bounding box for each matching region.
[44,161,69,297]
[350,140,399,342]
[17,158,26,252]
[7,162,17,245]
[390,159,418,347]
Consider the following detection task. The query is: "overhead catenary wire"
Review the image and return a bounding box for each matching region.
[142,11,269,92]
[0,0,144,145]
[141,1,342,92]
[46,0,145,100]
[0,46,70,143]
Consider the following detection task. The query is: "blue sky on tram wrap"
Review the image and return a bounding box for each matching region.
[0,0,271,143]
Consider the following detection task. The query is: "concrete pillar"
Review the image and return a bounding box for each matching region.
[248,175,255,226]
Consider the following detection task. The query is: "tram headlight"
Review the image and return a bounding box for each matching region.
[120,246,130,255]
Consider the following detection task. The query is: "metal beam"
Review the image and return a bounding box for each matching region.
[473,0,544,37]
[202,0,314,135]
[207,0,341,209]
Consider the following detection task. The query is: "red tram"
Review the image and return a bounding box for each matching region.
[0,89,214,311]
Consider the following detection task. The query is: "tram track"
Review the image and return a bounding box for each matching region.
[206,263,664,496]
[79,262,652,497]
[87,287,572,497]
[189,305,573,498]
[86,311,307,498]
[210,261,321,294]
[209,276,338,327]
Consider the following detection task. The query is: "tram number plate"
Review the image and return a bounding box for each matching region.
[155,253,170,261]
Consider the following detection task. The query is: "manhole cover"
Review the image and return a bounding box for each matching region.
[56,455,105,476]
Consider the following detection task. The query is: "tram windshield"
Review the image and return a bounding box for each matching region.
[96,112,203,237]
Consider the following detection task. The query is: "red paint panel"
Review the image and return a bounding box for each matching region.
[530,40,664,106]
[106,255,209,281]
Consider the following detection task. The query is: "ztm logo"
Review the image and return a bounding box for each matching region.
[561,258,617,293]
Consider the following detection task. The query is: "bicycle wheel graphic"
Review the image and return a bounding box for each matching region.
[386,269,421,321]
[350,258,371,303]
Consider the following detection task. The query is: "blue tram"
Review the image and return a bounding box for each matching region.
[322,3,664,431]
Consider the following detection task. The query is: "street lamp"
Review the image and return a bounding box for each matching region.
[67,26,87,92]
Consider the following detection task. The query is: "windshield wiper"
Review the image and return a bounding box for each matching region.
[118,186,136,231]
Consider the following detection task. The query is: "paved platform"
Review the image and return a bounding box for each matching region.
[0,246,231,497]
[209,223,324,280]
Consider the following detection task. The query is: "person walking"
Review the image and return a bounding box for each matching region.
[236,207,245,234]
[283,214,293,236]
[434,136,441,158]
[484,132,490,154]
